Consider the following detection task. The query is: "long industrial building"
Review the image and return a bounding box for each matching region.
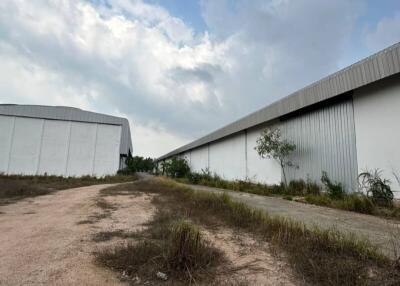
[159,42,400,196]
[0,105,132,177]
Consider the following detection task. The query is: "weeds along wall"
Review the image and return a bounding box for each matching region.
[281,99,358,191]
[180,98,358,190]
[161,44,400,197]
[178,75,400,197]
[0,115,122,177]
[180,129,281,183]
[353,75,400,199]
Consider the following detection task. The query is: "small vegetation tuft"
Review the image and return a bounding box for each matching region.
[167,219,219,273]
[359,169,394,207]
[92,230,140,242]
[305,193,376,214]
[321,171,346,199]
[96,215,223,284]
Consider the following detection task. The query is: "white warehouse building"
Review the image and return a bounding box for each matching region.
[0,105,132,177]
[159,43,400,197]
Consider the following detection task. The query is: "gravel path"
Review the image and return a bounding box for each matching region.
[184,183,400,258]
[0,184,127,286]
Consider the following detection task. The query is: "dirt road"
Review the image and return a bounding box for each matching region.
[185,183,400,258]
[0,183,154,286]
[0,178,300,286]
[1,177,399,285]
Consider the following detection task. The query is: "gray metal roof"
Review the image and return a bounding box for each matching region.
[0,104,132,155]
[159,41,400,160]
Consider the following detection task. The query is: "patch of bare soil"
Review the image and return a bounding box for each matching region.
[90,192,157,249]
[203,228,298,286]
[0,183,155,286]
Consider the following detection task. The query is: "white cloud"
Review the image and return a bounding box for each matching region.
[365,12,400,52]
[132,123,189,157]
[0,0,364,157]
[0,42,91,108]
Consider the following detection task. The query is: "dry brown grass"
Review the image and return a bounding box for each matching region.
[0,174,136,205]
[95,210,224,285]
[102,177,400,286]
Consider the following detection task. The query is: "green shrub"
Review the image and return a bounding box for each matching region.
[321,171,345,199]
[287,179,306,195]
[305,179,321,195]
[162,157,190,178]
[358,169,393,207]
[124,155,155,173]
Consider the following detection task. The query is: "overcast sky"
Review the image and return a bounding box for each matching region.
[1,0,399,158]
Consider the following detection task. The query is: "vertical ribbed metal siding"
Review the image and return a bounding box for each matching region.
[0,105,132,155]
[281,99,358,191]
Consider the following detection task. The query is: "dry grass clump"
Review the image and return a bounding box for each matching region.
[167,219,218,273]
[0,180,50,203]
[96,216,222,284]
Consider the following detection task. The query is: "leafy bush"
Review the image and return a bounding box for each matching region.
[358,169,393,207]
[124,155,155,173]
[287,180,306,195]
[305,178,321,195]
[321,171,345,199]
[162,157,191,178]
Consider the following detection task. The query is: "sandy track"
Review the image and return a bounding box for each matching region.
[0,184,131,286]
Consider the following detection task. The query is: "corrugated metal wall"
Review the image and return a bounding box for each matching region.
[0,105,132,155]
[281,99,358,191]
[0,115,121,177]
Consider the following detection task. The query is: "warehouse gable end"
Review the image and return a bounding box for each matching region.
[0,105,133,177]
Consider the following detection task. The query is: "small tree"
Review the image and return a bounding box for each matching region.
[162,157,190,178]
[255,128,296,187]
